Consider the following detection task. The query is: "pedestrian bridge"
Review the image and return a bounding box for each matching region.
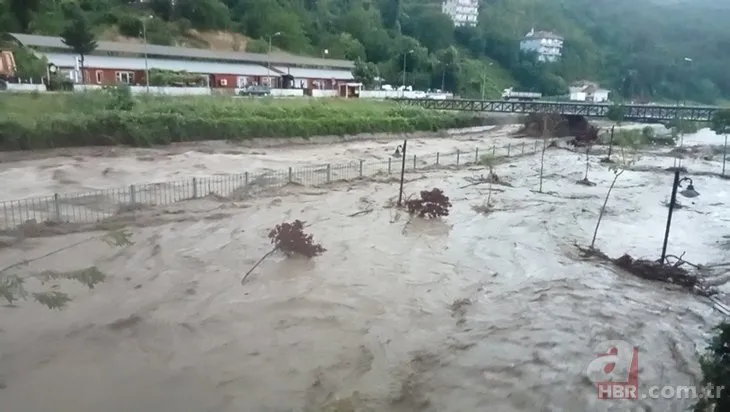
[392,98,720,122]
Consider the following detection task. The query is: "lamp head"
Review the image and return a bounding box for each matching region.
[680,183,699,198]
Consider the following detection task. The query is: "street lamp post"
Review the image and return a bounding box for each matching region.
[267,32,281,87]
[441,63,448,91]
[660,168,700,264]
[402,49,414,94]
[142,16,152,93]
[675,57,693,169]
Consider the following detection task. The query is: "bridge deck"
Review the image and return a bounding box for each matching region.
[393,98,719,122]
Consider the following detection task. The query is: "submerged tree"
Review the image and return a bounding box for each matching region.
[577,144,596,186]
[603,104,626,163]
[242,219,326,283]
[538,113,565,193]
[0,229,133,309]
[590,146,637,249]
[405,188,452,218]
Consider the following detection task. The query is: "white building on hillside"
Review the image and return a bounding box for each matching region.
[442,0,478,27]
[519,29,563,62]
[569,81,610,102]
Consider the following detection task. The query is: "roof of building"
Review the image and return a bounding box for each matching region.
[7,33,354,69]
[570,85,610,94]
[570,81,609,93]
[41,52,355,80]
[523,29,564,40]
[42,52,275,76]
[272,66,354,80]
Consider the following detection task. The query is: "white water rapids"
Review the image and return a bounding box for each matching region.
[0,126,729,411]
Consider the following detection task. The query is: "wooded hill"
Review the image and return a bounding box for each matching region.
[1,0,728,102]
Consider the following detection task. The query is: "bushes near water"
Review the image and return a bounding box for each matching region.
[0,90,484,150]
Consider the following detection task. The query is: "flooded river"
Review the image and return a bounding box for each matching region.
[0,126,729,411]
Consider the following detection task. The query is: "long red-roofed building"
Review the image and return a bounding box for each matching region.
[6,33,354,90]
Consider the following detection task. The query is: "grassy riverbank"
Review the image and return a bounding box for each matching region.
[0,90,484,150]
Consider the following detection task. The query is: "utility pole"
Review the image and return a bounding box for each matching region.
[267,32,281,86]
[481,72,487,100]
[402,49,413,95]
[142,16,151,93]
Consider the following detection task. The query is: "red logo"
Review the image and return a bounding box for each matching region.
[586,340,640,399]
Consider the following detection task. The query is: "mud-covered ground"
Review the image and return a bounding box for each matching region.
[0,126,729,412]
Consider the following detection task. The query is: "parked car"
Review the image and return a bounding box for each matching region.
[238,85,271,97]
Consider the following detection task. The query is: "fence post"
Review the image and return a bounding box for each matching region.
[507,143,511,157]
[492,145,496,157]
[534,141,538,152]
[456,149,460,166]
[245,171,249,186]
[436,152,440,165]
[129,184,136,206]
[192,177,197,198]
[359,160,364,177]
[521,142,525,155]
[388,157,392,174]
[288,166,293,183]
[412,154,416,170]
[326,164,331,183]
[53,193,61,222]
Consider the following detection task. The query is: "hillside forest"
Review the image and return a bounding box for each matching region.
[1,0,728,102]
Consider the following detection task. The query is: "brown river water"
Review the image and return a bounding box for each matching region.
[0,126,729,411]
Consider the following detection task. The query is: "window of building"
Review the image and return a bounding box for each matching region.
[95,70,103,84]
[115,71,134,84]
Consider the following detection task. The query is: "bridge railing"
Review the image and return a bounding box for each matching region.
[393,98,719,121]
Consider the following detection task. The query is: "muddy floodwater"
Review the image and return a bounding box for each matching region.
[0,127,729,412]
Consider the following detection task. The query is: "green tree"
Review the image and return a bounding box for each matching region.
[711,109,730,135]
[352,59,378,88]
[403,9,454,52]
[695,323,730,412]
[175,0,231,30]
[606,103,626,124]
[711,109,730,176]
[147,0,175,21]
[323,33,366,61]
[245,38,269,53]
[435,46,459,91]
[60,3,98,84]
[234,0,309,52]
[7,0,41,32]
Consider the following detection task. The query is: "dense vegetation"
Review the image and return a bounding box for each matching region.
[1,0,728,102]
[0,89,484,149]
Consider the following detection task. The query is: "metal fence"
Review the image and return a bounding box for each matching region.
[0,141,545,231]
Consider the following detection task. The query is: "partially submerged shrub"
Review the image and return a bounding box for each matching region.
[268,219,326,257]
[405,188,452,218]
[242,219,326,283]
